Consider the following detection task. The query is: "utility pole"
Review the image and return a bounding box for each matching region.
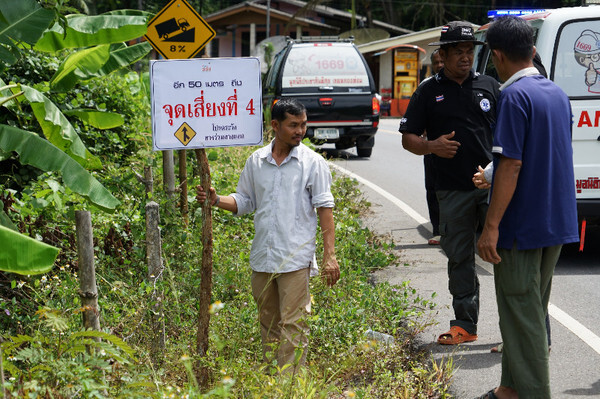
[266,0,271,38]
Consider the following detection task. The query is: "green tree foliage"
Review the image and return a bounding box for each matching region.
[84,0,230,15]
[321,0,584,31]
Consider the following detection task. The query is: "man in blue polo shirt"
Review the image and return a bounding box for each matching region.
[477,16,579,399]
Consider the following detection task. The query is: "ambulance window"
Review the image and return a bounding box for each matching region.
[482,46,499,82]
[474,35,499,82]
[265,49,285,91]
[474,32,487,73]
[553,20,600,98]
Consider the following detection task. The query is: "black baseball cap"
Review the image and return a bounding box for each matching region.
[429,21,485,46]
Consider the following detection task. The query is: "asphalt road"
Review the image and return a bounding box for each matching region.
[322,118,600,399]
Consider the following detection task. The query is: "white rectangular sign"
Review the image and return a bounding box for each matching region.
[150,57,263,150]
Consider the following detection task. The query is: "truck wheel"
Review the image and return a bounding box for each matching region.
[356,147,372,157]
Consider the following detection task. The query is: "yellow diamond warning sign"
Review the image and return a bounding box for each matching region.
[174,122,196,146]
[145,0,215,59]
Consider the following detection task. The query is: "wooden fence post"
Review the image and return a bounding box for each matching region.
[144,166,153,199]
[178,150,188,225]
[75,211,100,337]
[194,148,213,387]
[163,150,176,199]
[145,201,165,362]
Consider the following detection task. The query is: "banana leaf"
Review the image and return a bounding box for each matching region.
[0,45,17,67]
[49,44,111,91]
[35,13,149,53]
[0,0,55,46]
[0,124,120,212]
[0,225,59,275]
[2,82,102,170]
[95,41,151,77]
[63,109,124,129]
[0,209,17,231]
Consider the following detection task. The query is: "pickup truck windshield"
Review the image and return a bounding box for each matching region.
[282,43,370,89]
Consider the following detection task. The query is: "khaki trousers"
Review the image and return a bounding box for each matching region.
[251,267,310,371]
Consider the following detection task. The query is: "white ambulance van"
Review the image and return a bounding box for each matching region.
[474,6,600,235]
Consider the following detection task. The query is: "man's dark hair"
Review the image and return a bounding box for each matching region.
[430,48,440,62]
[271,98,306,122]
[487,16,534,62]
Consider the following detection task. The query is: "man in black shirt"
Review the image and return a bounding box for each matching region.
[399,21,500,345]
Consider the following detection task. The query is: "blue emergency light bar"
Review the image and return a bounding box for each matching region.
[487,9,546,18]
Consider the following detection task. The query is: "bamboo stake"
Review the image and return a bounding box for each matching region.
[146,201,165,363]
[144,166,153,199]
[75,211,101,338]
[163,150,176,199]
[194,148,213,388]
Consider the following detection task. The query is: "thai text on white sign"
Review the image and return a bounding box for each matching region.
[150,57,263,150]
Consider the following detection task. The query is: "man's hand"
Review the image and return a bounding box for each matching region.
[430,131,461,158]
[472,165,491,189]
[321,255,340,287]
[195,184,217,205]
[477,226,501,264]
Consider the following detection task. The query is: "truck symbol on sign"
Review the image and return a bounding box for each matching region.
[155,18,190,39]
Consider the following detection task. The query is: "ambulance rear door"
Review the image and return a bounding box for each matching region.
[550,15,600,219]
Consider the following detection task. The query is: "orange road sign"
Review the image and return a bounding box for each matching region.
[145,0,215,59]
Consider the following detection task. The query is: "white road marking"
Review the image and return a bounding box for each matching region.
[377,128,402,135]
[548,304,600,355]
[328,163,427,224]
[331,161,600,356]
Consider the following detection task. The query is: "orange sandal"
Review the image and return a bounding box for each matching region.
[437,326,478,345]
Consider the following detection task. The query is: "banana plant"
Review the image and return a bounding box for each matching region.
[0,88,121,275]
[0,0,152,274]
[0,0,55,68]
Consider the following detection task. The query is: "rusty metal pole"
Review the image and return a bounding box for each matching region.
[194,148,213,387]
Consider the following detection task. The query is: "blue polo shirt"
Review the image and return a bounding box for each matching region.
[492,74,579,250]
